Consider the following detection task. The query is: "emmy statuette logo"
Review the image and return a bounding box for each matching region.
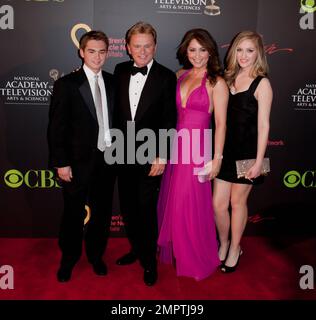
[204,0,220,16]
[49,69,64,82]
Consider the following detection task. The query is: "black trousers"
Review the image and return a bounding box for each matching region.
[58,150,116,267]
[118,164,161,270]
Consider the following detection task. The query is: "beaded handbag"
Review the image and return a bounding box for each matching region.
[236,158,270,179]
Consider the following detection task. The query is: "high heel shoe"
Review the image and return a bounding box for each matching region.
[221,249,243,273]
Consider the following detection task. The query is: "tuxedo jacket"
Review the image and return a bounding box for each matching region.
[47,68,115,171]
[113,60,177,163]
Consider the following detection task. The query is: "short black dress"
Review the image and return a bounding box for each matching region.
[217,76,264,185]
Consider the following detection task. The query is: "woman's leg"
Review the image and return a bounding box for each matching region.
[224,183,252,267]
[213,178,232,261]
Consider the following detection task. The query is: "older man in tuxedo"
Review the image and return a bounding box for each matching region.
[48,31,116,282]
[114,22,177,286]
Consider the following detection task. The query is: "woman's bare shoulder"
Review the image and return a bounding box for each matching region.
[206,76,228,90]
[176,68,187,79]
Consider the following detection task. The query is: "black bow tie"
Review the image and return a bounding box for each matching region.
[131,65,148,76]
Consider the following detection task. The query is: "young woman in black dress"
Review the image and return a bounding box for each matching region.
[213,31,273,272]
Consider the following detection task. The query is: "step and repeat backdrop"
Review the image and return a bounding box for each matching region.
[0,0,315,237]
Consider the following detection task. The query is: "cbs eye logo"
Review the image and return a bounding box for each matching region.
[301,0,316,13]
[283,170,316,188]
[4,169,61,188]
[4,170,23,188]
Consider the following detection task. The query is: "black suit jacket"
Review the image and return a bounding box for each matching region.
[47,68,115,169]
[113,60,177,163]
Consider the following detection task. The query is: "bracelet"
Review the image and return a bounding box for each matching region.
[214,154,223,160]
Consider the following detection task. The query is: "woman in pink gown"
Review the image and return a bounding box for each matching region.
[157,29,228,280]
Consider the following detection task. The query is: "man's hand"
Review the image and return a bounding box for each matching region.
[148,158,166,176]
[57,166,73,182]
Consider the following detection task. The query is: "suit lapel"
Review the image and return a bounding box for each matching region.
[121,63,133,121]
[102,71,113,128]
[77,69,97,121]
[134,61,158,122]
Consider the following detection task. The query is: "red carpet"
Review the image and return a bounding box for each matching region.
[0,236,315,300]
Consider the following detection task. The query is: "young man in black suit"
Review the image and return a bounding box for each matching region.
[114,22,177,286]
[47,31,116,282]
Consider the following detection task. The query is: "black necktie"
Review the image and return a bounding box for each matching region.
[131,65,148,76]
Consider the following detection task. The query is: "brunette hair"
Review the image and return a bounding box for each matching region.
[177,28,223,86]
[79,30,109,50]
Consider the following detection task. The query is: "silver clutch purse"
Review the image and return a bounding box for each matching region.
[236,158,270,179]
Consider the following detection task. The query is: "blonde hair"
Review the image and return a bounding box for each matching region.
[126,21,157,44]
[225,31,268,87]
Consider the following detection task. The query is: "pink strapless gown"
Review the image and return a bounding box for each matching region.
[157,70,220,280]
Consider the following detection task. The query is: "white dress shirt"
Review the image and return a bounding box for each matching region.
[129,59,154,121]
[83,64,111,147]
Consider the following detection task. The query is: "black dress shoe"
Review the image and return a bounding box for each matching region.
[116,252,137,266]
[221,249,243,273]
[143,268,158,286]
[92,261,108,276]
[57,265,73,282]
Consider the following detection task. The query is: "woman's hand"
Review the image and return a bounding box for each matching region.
[203,158,222,181]
[245,161,262,181]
